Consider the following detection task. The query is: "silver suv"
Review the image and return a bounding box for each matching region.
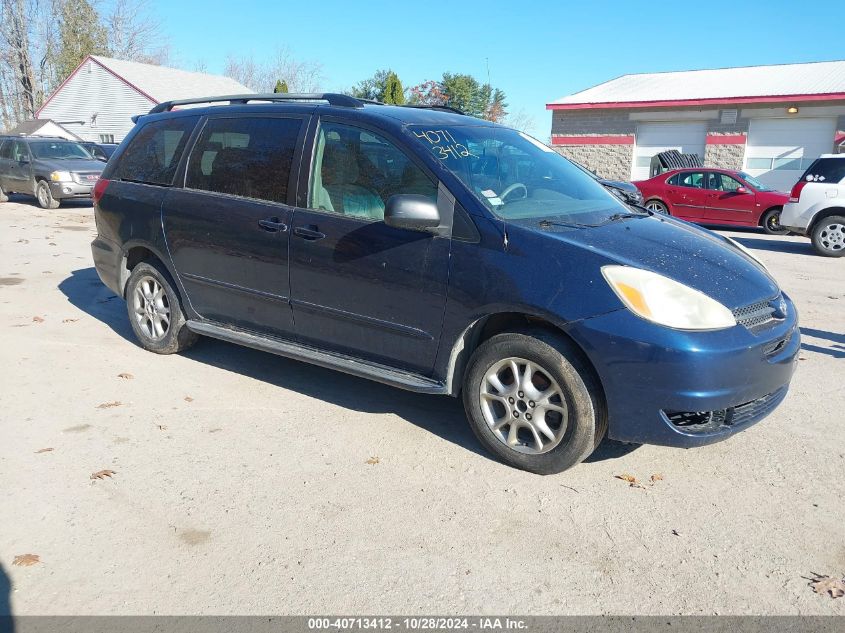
[0,136,104,209]
[781,154,845,257]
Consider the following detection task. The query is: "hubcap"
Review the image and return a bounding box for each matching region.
[768,213,781,230]
[479,357,568,455]
[646,201,666,214]
[132,276,170,340]
[819,223,845,252]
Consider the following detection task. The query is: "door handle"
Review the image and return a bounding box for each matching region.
[293,225,326,240]
[258,217,287,232]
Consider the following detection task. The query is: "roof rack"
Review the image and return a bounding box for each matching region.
[148,93,365,114]
[401,104,466,116]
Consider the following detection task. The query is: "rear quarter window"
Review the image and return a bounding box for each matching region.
[111,116,200,185]
[801,158,845,184]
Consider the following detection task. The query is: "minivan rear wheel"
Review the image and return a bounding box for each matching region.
[462,330,605,475]
[125,261,198,354]
[35,180,60,209]
[811,215,845,257]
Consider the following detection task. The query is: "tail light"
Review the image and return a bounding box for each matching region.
[789,180,806,203]
[92,178,110,205]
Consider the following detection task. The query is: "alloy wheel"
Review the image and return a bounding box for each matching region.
[479,357,568,455]
[645,201,667,214]
[819,222,845,253]
[132,275,171,340]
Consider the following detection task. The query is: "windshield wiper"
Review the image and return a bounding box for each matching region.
[538,219,597,229]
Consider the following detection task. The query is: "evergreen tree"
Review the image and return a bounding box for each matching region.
[54,0,108,81]
[382,71,405,105]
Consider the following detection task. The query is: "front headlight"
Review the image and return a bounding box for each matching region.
[602,265,736,330]
[50,171,72,182]
[723,236,769,272]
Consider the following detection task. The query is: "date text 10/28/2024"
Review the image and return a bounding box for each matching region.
[308,617,528,630]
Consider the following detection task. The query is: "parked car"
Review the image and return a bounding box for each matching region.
[91,93,799,474]
[634,168,789,234]
[570,160,643,206]
[0,136,104,208]
[780,154,845,257]
[80,142,119,162]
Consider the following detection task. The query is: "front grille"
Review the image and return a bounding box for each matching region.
[72,172,101,185]
[664,386,788,435]
[733,299,776,329]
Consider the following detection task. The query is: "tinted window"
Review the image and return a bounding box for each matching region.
[113,116,199,186]
[667,173,679,185]
[310,122,436,220]
[800,158,845,184]
[677,172,704,188]
[185,117,302,204]
[706,173,743,192]
[0,140,13,160]
[11,141,30,161]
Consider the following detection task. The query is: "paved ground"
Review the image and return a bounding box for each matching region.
[1,197,843,616]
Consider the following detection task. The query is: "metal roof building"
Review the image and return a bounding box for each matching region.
[547,60,845,190]
[36,56,250,143]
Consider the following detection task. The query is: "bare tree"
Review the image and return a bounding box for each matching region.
[103,0,169,64]
[504,109,536,134]
[224,47,322,93]
[0,0,40,120]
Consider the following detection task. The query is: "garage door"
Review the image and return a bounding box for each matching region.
[744,118,836,192]
[632,122,706,180]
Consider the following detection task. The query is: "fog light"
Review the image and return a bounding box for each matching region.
[62,187,72,194]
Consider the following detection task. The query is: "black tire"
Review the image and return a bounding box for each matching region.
[811,215,845,257]
[645,199,669,215]
[761,207,788,235]
[462,330,605,475]
[0,183,8,203]
[125,261,198,354]
[35,180,60,209]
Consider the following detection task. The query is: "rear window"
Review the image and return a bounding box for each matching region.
[800,158,845,184]
[112,116,200,185]
[185,116,302,204]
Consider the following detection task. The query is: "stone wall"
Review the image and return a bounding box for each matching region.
[553,144,634,181]
[703,139,746,169]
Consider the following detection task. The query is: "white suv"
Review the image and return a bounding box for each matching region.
[781,154,845,257]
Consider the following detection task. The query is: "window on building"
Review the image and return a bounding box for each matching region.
[309,122,437,221]
[112,115,200,186]
[99,134,115,143]
[185,116,303,204]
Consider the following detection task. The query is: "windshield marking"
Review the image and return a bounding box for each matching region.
[413,129,478,161]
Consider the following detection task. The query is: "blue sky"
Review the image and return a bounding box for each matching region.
[155,0,843,138]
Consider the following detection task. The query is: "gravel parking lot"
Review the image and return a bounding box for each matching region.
[1,198,843,616]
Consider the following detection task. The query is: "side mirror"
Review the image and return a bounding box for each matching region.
[384,194,440,232]
[736,186,749,194]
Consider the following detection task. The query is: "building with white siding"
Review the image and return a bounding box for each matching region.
[548,60,845,191]
[36,56,250,143]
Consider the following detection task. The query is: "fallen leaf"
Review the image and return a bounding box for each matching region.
[90,469,116,480]
[810,574,845,598]
[34,448,53,454]
[650,473,664,482]
[16,239,29,244]
[671,529,680,536]
[48,242,56,246]
[12,554,40,567]
[366,456,380,465]
[156,424,167,431]
[117,372,133,379]
[614,473,645,488]
[208,428,222,433]
[32,316,44,323]
[96,401,123,409]
[184,396,194,402]
[62,318,79,323]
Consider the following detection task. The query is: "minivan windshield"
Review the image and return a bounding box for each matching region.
[409,125,628,224]
[29,141,93,160]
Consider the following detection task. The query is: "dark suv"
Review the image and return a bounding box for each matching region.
[91,93,800,474]
[0,136,104,208]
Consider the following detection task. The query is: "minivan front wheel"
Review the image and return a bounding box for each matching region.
[35,180,60,209]
[125,262,198,354]
[463,331,604,474]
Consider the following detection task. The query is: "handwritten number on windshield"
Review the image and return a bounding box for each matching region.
[414,129,478,160]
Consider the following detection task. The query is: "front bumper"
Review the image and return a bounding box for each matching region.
[568,295,800,447]
[49,181,94,199]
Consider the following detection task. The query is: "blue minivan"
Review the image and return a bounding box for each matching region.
[91,94,799,474]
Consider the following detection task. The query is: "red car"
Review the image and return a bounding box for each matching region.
[634,168,789,234]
